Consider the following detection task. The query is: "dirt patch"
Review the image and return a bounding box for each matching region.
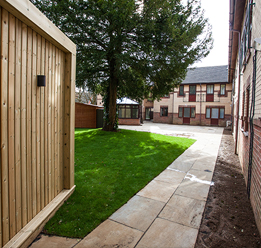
[195,128,261,248]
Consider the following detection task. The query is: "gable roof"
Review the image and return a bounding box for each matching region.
[181,65,228,84]
[117,97,139,105]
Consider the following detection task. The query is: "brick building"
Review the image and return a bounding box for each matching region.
[229,0,261,235]
[152,65,232,127]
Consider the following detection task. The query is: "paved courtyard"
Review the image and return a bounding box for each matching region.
[31,122,223,248]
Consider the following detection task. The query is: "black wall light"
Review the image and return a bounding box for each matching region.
[37,75,46,87]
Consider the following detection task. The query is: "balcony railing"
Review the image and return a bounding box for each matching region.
[182,93,220,102]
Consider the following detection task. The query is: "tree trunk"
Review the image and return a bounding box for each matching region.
[103,80,117,131]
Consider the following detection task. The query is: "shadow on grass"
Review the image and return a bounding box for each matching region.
[44,128,195,238]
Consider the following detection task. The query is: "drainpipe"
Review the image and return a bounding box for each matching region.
[231,29,241,154]
[200,83,202,125]
[172,91,174,124]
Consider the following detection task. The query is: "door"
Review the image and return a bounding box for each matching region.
[210,108,219,125]
[183,107,190,124]
[189,85,196,102]
[145,108,153,120]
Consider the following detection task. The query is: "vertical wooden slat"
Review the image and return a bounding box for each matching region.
[15,18,22,232]
[57,49,61,193]
[0,7,2,247]
[36,33,41,214]
[48,43,52,203]
[21,22,28,227]
[44,40,49,205]
[41,37,46,208]
[58,50,63,193]
[1,8,9,246]
[51,44,55,199]
[60,51,65,191]
[54,47,58,196]
[31,30,37,218]
[64,52,75,189]
[26,27,33,222]
[8,13,16,239]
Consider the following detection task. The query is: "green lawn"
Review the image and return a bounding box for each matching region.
[44,128,195,238]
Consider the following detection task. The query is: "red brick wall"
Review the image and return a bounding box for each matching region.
[75,102,100,128]
[156,112,230,127]
[118,118,140,125]
[153,112,173,124]
[250,120,261,233]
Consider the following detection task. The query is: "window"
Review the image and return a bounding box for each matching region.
[189,85,196,94]
[220,84,226,95]
[189,85,196,102]
[160,107,168,116]
[162,94,170,98]
[240,0,253,69]
[178,106,195,118]
[178,107,183,118]
[207,85,214,94]
[118,105,139,119]
[179,85,184,96]
[206,107,225,119]
[242,88,250,131]
[220,108,225,119]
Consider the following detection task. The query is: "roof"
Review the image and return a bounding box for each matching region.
[181,65,228,84]
[117,97,139,105]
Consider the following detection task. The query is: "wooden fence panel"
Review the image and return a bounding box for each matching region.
[21,22,28,228]
[8,12,16,239]
[1,8,9,246]
[48,42,52,204]
[26,27,33,224]
[36,33,41,215]
[0,4,75,245]
[31,30,37,219]
[15,18,22,232]
[41,37,46,208]
[0,7,2,248]
[54,47,58,197]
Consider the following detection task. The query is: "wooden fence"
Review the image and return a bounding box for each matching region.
[75,102,103,128]
[0,0,76,247]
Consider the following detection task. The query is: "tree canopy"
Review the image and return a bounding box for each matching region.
[31,0,212,130]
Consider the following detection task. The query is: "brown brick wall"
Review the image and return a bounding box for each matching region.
[118,118,140,125]
[156,112,230,127]
[153,112,173,124]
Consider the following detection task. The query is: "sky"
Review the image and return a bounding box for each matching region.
[194,0,229,67]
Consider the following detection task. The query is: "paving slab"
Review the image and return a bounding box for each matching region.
[75,219,143,248]
[168,157,195,172]
[137,179,178,202]
[159,195,206,228]
[109,195,165,232]
[187,168,214,182]
[191,155,216,172]
[29,235,80,248]
[175,179,211,201]
[155,169,186,184]
[135,218,198,248]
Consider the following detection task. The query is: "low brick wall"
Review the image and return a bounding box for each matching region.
[155,112,230,127]
[153,112,173,124]
[118,118,140,125]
